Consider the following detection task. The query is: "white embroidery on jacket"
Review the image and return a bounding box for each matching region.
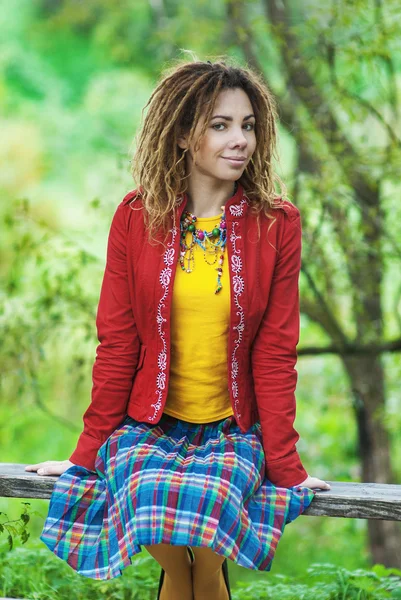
[230,201,246,422]
[229,196,247,217]
[150,225,178,420]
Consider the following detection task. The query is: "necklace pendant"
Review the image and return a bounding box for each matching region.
[180,208,227,293]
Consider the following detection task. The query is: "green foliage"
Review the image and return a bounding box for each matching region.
[1,196,101,435]
[0,541,400,599]
[0,541,160,599]
[232,563,401,599]
[0,502,34,550]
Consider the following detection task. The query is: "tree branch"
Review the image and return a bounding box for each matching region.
[264,0,380,208]
[298,338,401,356]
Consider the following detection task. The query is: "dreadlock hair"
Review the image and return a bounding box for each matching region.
[130,54,288,248]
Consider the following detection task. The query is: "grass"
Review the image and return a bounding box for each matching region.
[1,538,401,600]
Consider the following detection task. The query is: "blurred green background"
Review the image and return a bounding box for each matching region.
[1,0,401,598]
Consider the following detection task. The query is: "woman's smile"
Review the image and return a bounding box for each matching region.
[221,156,247,167]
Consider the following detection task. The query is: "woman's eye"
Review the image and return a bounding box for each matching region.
[211,123,255,131]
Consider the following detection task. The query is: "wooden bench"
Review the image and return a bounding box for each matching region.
[1,463,401,521]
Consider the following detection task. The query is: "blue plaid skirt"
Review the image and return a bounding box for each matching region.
[40,412,315,579]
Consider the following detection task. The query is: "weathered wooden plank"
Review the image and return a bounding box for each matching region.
[302,481,401,521]
[0,463,58,500]
[1,464,401,521]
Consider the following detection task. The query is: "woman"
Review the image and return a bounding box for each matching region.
[26,58,330,600]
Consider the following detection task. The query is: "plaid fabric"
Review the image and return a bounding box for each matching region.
[40,413,315,580]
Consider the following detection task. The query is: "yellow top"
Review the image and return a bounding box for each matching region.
[163,213,234,422]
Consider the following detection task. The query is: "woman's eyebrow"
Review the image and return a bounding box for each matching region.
[210,114,255,121]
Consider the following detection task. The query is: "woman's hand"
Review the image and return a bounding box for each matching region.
[296,475,331,490]
[25,460,75,476]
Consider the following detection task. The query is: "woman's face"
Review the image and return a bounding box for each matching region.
[178,87,257,184]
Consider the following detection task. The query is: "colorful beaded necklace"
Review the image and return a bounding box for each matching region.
[179,208,227,294]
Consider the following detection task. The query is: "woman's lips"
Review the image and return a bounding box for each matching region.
[222,157,246,167]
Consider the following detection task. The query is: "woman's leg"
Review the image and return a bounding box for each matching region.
[191,547,230,600]
[144,543,193,600]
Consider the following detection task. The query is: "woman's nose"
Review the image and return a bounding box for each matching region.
[230,132,248,148]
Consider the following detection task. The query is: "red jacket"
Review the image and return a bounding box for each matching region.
[69,182,309,488]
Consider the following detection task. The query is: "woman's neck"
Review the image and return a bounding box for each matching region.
[184,180,237,218]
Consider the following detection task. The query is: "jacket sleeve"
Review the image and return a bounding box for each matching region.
[251,207,308,488]
[69,201,140,471]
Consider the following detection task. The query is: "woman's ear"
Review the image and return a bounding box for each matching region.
[177,134,188,150]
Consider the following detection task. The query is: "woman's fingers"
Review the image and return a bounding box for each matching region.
[311,478,331,490]
[24,460,74,476]
[297,475,331,490]
[25,462,50,471]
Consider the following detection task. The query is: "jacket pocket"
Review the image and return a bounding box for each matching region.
[136,344,146,371]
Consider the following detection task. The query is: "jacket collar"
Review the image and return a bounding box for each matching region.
[175,182,248,221]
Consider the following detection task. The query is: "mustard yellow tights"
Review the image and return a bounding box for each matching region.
[144,543,229,600]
